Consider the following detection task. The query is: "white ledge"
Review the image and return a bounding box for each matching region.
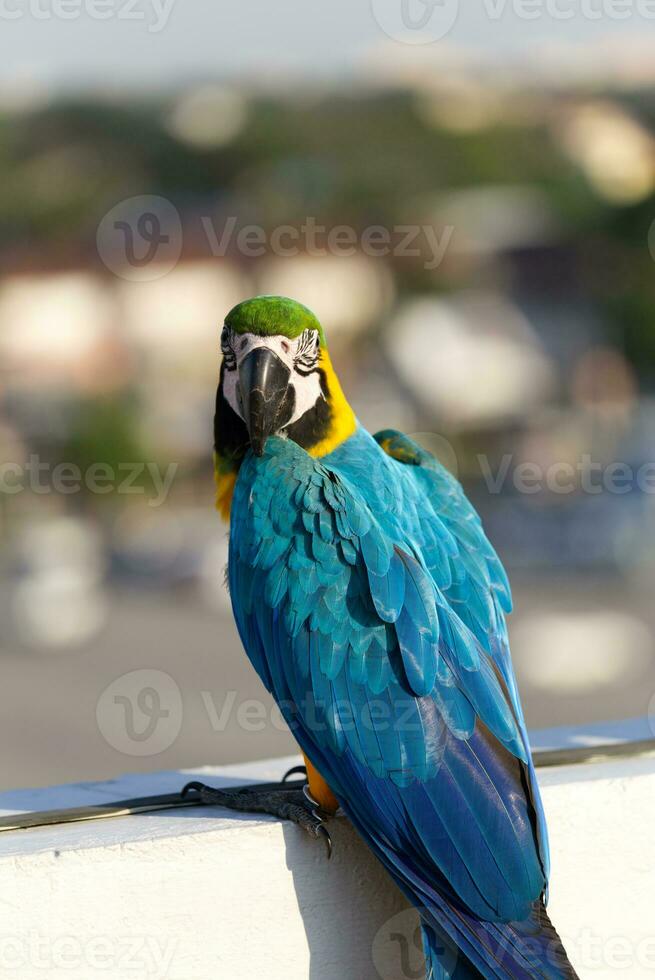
[1,749,655,979]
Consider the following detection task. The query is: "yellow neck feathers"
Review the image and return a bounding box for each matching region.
[307,348,357,459]
[214,467,238,522]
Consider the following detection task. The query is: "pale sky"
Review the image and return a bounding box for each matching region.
[0,0,654,94]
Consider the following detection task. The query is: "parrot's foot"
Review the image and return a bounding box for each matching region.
[181,768,333,858]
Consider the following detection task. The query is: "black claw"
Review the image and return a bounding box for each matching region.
[303,783,320,809]
[303,782,333,820]
[282,765,307,783]
[177,778,335,858]
[317,823,333,860]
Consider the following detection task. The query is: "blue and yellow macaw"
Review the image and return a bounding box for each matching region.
[208,295,577,979]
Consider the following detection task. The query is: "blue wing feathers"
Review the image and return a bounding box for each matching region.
[367,551,406,622]
[229,426,564,976]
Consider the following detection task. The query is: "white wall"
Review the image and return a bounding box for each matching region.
[1,753,654,979]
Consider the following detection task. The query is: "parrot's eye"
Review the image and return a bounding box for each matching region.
[294,329,320,376]
[221,326,237,371]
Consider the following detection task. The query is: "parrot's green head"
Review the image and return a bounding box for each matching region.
[224,295,326,347]
[214,295,356,516]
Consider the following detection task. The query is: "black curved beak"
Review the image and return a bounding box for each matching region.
[238,347,293,456]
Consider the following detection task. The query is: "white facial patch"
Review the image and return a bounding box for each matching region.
[221,328,322,428]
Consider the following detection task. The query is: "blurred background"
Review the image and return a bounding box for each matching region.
[2,2,655,790]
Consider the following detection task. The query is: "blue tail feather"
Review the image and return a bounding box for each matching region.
[422,923,483,979]
[419,900,579,980]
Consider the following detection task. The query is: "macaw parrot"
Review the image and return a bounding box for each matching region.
[202,295,577,979]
